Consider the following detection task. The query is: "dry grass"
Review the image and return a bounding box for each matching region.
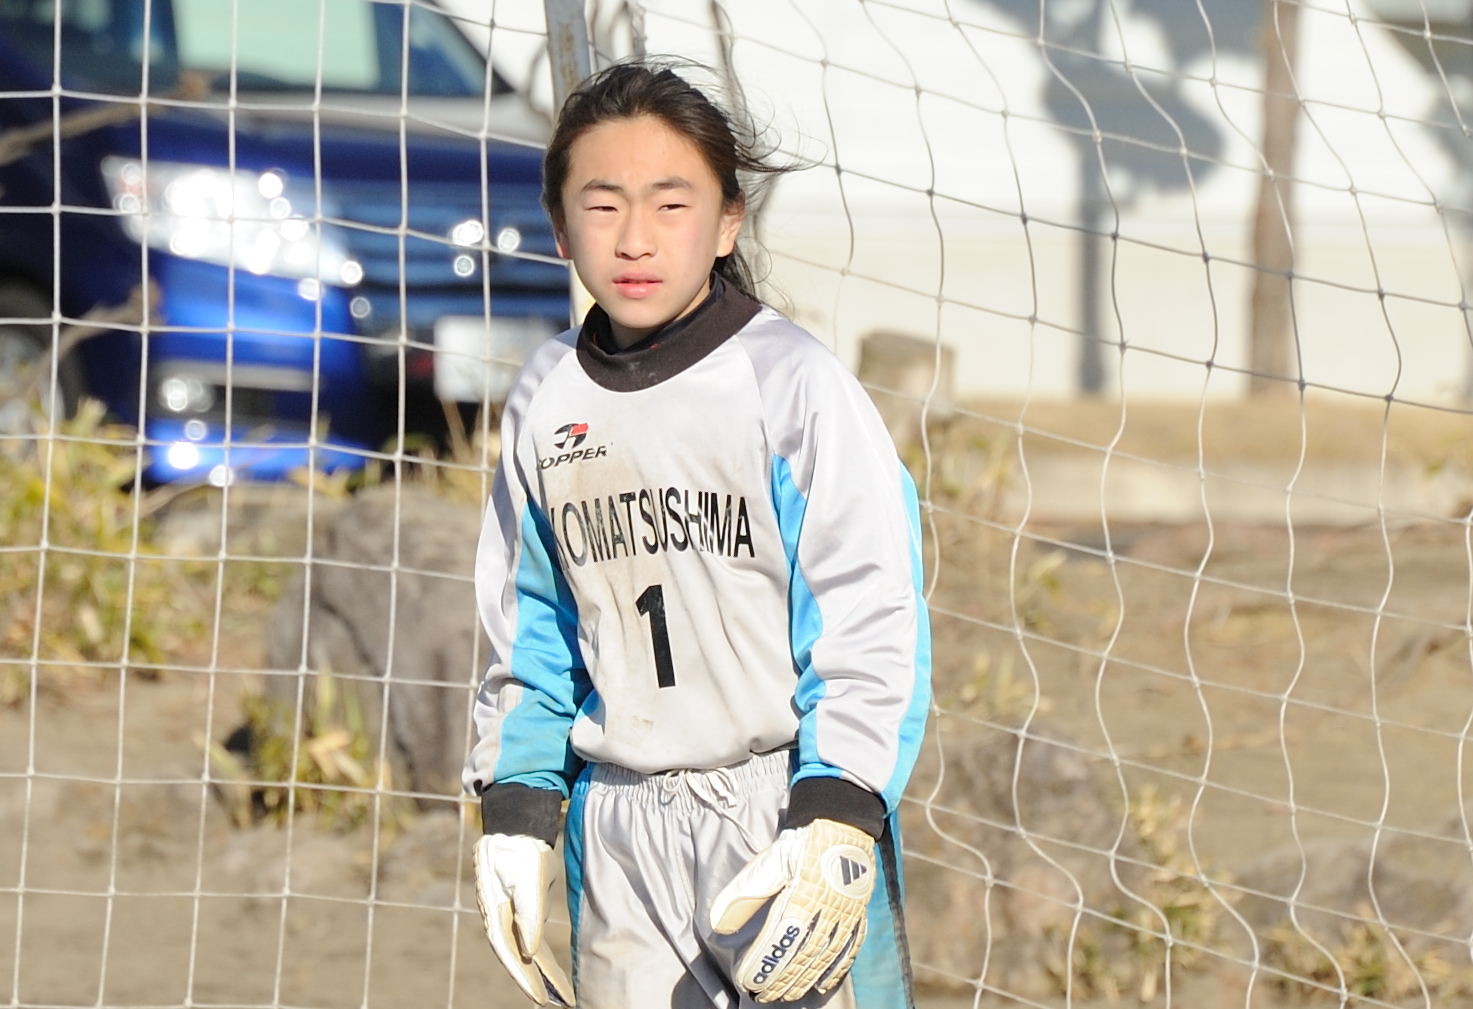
[969,392,1473,468]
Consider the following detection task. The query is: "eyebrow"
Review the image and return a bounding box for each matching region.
[579,177,695,196]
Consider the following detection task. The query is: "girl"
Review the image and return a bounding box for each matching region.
[463,59,931,1009]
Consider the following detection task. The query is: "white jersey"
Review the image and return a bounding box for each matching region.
[463,278,930,837]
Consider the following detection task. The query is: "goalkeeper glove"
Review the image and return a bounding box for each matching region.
[709,818,876,1003]
[472,833,576,1007]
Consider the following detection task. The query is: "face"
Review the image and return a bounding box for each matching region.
[554,115,745,349]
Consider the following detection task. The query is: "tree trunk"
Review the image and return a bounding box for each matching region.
[1248,0,1302,396]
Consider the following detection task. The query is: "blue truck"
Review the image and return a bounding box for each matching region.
[0,0,568,483]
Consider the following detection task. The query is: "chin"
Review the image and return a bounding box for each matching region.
[609,305,677,334]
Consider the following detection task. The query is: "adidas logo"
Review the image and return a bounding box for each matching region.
[752,924,803,984]
[823,846,874,896]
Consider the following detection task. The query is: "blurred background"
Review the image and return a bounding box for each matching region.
[5,1,1473,1006]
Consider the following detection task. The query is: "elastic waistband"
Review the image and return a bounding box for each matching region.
[588,749,794,812]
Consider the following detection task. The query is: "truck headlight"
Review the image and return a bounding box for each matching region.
[158,373,215,414]
[495,226,522,253]
[102,157,361,286]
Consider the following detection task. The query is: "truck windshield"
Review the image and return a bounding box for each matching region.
[0,0,506,98]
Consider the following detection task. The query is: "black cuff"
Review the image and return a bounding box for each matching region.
[479,783,564,847]
[782,777,886,839]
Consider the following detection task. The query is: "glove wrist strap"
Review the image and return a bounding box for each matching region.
[783,777,885,839]
[480,783,564,846]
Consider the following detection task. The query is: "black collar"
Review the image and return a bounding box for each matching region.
[575,274,762,392]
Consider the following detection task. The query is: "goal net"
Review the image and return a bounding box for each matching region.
[5,1,1473,1007]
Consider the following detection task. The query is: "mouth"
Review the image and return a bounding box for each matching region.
[612,275,661,299]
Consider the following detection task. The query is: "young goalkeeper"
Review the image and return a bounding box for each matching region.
[463,59,931,1009]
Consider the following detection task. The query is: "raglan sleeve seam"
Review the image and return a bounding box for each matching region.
[462,360,590,840]
[755,334,930,823]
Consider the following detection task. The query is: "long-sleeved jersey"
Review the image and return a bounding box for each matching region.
[462,277,931,840]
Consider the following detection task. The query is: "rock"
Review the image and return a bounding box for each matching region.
[856,330,954,454]
[214,825,369,901]
[1236,827,1473,965]
[374,810,473,907]
[902,715,1151,998]
[154,483,332,559]
[263,485,486,805]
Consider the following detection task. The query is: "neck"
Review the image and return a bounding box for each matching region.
[608,321,654,352]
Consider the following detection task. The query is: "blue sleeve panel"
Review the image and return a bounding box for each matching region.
[772,455,931,814]
[493,501,593,797]
[891,464,933,801]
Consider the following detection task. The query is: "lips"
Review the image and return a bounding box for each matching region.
[612,274,661,299]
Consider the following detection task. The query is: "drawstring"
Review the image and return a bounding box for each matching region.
[657,765,759,850]
[658,772,683,803]
[658,766,738,809]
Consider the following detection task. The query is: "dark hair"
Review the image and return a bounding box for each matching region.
[542,59,784,299]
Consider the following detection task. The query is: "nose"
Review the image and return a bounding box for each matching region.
[616,207,654,260]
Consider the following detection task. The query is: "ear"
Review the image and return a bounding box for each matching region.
[553,224,570,260]
[716,195,746,259]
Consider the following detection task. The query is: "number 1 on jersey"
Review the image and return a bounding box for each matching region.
[635,583,676,688]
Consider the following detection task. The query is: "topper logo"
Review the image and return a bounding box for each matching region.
[553,422,588,450]
[540,423,606,469]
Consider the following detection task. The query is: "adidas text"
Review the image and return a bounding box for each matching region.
[752,925,803,985]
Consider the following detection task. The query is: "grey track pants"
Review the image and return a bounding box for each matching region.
[563,750,916,1009]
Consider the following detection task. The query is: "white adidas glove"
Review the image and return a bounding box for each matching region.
[472,834,576,1007]
[709,818,876,1003]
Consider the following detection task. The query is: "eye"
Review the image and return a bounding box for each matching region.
[660,203,688,212]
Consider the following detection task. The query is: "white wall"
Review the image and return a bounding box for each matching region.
[454,0,1473,404]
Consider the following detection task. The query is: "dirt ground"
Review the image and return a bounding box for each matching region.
[4,395,1473,1008]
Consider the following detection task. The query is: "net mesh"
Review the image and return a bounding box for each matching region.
[5,1,1473,1007]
